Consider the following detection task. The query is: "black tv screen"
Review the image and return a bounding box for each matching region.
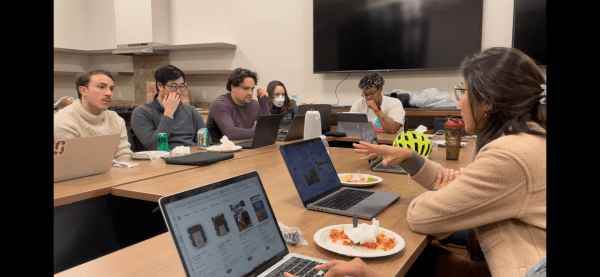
[313,0,483,73]
[512,0,546,66]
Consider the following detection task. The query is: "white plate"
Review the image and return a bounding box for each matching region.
[314,224,405,258]
[130,151,170,160]
[337,173,383,187]
[206,145,242,153]
[431,140,467,147]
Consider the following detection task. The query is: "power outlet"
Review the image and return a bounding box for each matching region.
[117,91,122,98]
[202,91,207,100]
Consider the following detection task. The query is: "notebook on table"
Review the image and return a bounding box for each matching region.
[54,134,120,182]
[277,115,305,141]
[335,113,369,137]
[278,138,400,219]
[358,123,407,174]
[158,171,329,277]
[236,114,284,149]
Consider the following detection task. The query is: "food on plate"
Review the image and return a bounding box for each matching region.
[339,174,379,183]
[329,228,396,251]
[211,135,238,150]
[328,218,396,251]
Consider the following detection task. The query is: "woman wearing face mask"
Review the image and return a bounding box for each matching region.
[266,80,299,132]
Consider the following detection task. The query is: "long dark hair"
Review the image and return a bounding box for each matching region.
[266,80,294,115]
[461,47,546,154]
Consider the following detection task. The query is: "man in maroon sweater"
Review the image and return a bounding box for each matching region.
[206,68,271,143]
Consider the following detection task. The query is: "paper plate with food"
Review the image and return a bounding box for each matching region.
[338,171,382,187]
[206,136,242,153]
[313,218,405,258]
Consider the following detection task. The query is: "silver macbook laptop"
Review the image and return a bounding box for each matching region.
[158,171,329,277]
[278,138,400,219]
[358,123,407,174]
[277,115,305,141]
[54,134,120,182]
[336,113,369,136]
[237,114,283,149]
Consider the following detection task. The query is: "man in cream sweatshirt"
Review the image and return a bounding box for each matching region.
[54,69,132,158]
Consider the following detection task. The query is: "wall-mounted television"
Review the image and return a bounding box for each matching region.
[512,0,546,66]
[313,0,483,73]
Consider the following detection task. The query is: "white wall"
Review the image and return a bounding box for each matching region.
[54,0,545,105]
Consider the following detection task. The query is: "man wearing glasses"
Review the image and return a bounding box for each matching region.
[131,65,206,150]
[349,73,405,134]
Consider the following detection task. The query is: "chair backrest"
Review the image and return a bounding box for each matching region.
[128,128,147,152]
[404,117,408,133]
[145,81,190,105]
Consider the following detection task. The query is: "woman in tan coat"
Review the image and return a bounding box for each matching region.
[287,47,547,277]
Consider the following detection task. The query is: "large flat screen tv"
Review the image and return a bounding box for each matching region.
[512,0,546,66]
[313,0,483,73]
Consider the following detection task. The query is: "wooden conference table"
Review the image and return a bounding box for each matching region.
[55,136,476,277]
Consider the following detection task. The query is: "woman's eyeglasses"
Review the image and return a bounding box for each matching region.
[454,85,466,101]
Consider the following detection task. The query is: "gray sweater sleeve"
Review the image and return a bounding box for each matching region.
[131,104,175,151]
[399,149,427,176]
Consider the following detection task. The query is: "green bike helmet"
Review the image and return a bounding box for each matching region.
[393,131,432,158]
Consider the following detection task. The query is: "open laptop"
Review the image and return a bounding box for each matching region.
[158,171,329,277]
[335,113,369,137]
[237,114,283,149]
[297,104,332,133]
[358,122,407,174]
[279,138,400,219]
[277,115,305,141]
[54,134,120,182]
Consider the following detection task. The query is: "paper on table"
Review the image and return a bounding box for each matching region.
[112,160,139,168]
[414,125,427,134]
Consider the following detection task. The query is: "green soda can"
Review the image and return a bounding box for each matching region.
[197,128,210,149]
[157,133,169,151]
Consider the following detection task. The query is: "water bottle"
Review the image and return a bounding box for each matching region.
[291,91,298,102]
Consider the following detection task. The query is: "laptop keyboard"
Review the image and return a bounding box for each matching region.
[266,257,328,277]
[314,189,375,211]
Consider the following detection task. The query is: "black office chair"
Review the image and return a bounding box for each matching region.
[128,128,147,152]
[403,117,408,133]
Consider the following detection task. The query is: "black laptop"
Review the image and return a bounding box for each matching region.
[237,114,283,149]
[279,138,400,219]
[276,115,305,141]
[158,171,329,277]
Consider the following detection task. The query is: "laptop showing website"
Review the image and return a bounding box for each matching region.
[278,138,400,219]
[158,171,329,277]
[277,115,305,141]
[237,114,283,149]
[54,134,120,182]
[358,123,407,174]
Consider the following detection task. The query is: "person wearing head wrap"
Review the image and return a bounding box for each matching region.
[349,73,405,134]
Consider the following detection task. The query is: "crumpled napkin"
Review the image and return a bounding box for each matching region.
[278,221,308,245]
[219,136,237,150]
[171,146,190,156]
[346,218,380,244]
[112,160,139,168]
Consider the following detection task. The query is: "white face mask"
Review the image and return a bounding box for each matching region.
[273,95,285,107]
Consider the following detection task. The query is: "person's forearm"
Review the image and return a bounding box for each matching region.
[398,149,427,176]
[375,110,402,133]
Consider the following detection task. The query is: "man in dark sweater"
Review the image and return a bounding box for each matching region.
[131,65,206,151]
[206,68,270,142]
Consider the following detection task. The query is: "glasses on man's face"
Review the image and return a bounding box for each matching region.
[454,85,466,101]
[362,90,378,98]
[165,84,187,92]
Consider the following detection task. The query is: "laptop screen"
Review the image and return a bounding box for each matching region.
[279,139,341,204]
[160,173,287,277]
[358,122,378,144]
